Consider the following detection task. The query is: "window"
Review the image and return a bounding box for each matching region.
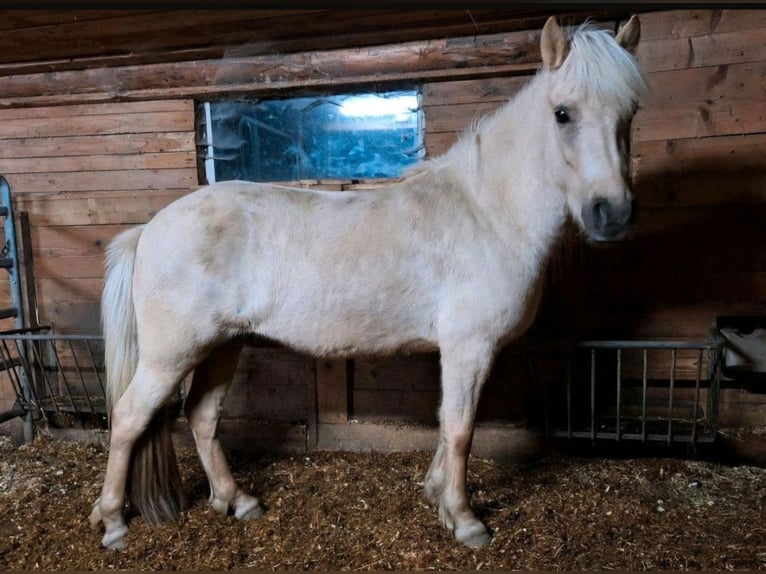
[197,90,424,183]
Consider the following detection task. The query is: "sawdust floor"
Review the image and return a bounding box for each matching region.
[1,433,765,570]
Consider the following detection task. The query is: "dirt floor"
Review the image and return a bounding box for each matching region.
[1,432,765,571]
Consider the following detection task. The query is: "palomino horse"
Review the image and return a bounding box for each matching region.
[90,16,645,550]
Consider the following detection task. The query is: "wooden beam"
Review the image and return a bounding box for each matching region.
[316,358,351,425]
[0,27,554,107]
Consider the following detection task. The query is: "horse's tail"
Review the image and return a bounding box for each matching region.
[101,225,185,524]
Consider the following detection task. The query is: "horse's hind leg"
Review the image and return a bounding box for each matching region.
[425,337,494,548]
[90,361,185,549]
[185,341,263,520]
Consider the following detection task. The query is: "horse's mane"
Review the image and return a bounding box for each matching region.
[561,22,647,114]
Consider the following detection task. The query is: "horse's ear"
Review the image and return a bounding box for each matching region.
[615,15,641,53]
[541,16,570,70]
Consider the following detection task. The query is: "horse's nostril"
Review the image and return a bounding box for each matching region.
[592,200,613,229]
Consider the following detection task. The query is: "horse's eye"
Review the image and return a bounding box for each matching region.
[554,107,571,125]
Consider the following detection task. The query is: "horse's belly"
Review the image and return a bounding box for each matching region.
[257,299,436,357]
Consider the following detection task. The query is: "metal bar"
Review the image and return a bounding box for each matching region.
[667,349,676,445]
[0,177,24,332]
[691,348,703,446]
[547,429,717,443]
[641,348,648,443]
[566,348,572,440]
[85,339,106,399]
[0,339,23,398]
[590,348,596,442]
[532,339,725,351]
[67,338,95,415]
[707,347,722,435]
[50,340,80,415]
[0,333,101,341]
[24,338,61,416]
[616,348,622,441]
[542,358,550,438]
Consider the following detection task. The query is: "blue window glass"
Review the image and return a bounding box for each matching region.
[199,90,424,183]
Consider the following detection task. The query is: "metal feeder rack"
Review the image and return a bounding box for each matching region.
[525,338,725,446]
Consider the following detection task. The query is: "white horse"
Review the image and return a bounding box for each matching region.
[90,16,645,550]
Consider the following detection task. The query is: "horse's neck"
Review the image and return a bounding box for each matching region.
[440,79,567,264]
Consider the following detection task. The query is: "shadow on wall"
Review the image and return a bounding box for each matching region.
[534,159,766,340]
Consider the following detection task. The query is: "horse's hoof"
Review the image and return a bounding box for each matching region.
[102,525,129,551]
[234,498,264,521]
[456,521,492,548]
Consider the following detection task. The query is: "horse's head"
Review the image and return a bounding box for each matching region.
[540,16,645,242]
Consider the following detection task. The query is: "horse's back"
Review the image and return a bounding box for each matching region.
[133,181,445,356]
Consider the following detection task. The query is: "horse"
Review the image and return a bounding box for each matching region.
[89,15,646,550]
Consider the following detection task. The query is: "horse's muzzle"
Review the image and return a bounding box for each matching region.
[582,196,636,242]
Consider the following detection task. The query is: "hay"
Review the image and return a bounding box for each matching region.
[1,434,765,570]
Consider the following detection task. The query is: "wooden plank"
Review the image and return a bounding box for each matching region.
[30,224,129,258]
[316,359,350,424]
[0,27,547,106]
[0,151,196,175]
[354,354,440,393]
[639,61,764,108]
[317,421,542,462]
[16,190,188,226]
[6,168,196,194]
[173,418,308,455]
[0,9,624,77]
[226,345,313,423]
[38,277,103,303]
[0,9,160,32]
[0,99,192,120]
[353,388,438,423]
[637,9,766,40]
[636,26,766,73]
[422,76,530,106]
[632,167,766,209]
[424,101,505,135]
[571,206,766,274]
[426,133,460,158]
[0,10,320,64]
[33,300,101,333]
[32,256,105,280]
[634,100,766,143]
[633,132,766,182]
[0,132,195,160]
[0,111,193,139]
[537,297,766,341]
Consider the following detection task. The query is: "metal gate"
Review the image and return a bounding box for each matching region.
[0,326,107,428]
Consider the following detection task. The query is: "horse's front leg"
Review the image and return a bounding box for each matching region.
[425,337,494,548]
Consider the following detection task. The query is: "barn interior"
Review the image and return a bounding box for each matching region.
[0,6,763,465]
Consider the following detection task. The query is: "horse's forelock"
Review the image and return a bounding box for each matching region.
[561,24,646,114]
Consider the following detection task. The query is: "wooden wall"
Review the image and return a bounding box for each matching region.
[0,100,196,333]
[0,9,764,448]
